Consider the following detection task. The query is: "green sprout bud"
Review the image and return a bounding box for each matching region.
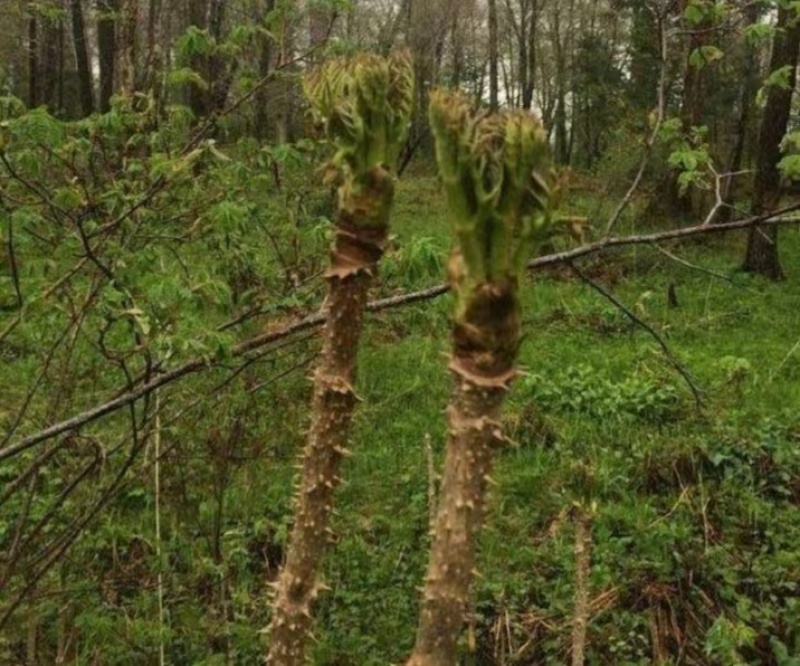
[429,91,554,317]
[304,51,414,184]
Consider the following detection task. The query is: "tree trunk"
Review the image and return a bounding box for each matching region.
[27,13,38,108]
[670,0,715,215]
[97,0,118,112]
[254,0,275,140]
[521,0,539,110]
[273,0,299,143]
[449,2,464,87]
[408,0,452,155]
[57,17,65,113]
[309,1,333,57]
[627,3,660,109]
[40,15,61,111]
[71,0,94,116]
[488,0,499,109]
[554,97,569,164]
[743,6,800,279]
[678,5,709,131]
[188,0,209,118]
[715,3,760,225]
[409,0,434,151]
[552,4,570,164]
[144,0,163,109]
[186,0,231,119]
[117,0,139,98]
[208,0,231,112]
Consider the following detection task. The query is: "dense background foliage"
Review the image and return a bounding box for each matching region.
[2,0,800,664]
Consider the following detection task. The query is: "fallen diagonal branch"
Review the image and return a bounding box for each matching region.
[532,201,800,269]
[4,203,799,460]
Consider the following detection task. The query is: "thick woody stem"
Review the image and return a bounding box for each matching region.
[408,275,519,666]
[266,167,393,666]
[408,376,507,665]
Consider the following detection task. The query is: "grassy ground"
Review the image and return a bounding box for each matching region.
[298,176,800,664]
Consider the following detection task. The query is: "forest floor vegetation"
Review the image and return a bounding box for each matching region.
[268,175,800,664]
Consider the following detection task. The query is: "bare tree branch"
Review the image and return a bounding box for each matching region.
[568,262,704,409]
[537,201,800,268]
[701,166,750,226]
[652,243,758,292]
[0,436,148,631]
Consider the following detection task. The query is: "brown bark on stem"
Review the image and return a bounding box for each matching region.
[408,377,506,665]
[117,0,138,98]
[408,273,520,666]
[266,167,394,666]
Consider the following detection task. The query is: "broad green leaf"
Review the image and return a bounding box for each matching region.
[176,26,214,58]
[689,45,725,69]
[765,65,794,91]
[778,153,800,180]
[745,22,774,45]
[167,67,209,91]
[684,0,708,25]
[52,187,83,210]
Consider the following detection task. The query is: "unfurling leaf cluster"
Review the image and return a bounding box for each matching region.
[429,90,553,291]
[303,51,414,181]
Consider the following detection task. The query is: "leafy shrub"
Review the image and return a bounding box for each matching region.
[517,364,682,424]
